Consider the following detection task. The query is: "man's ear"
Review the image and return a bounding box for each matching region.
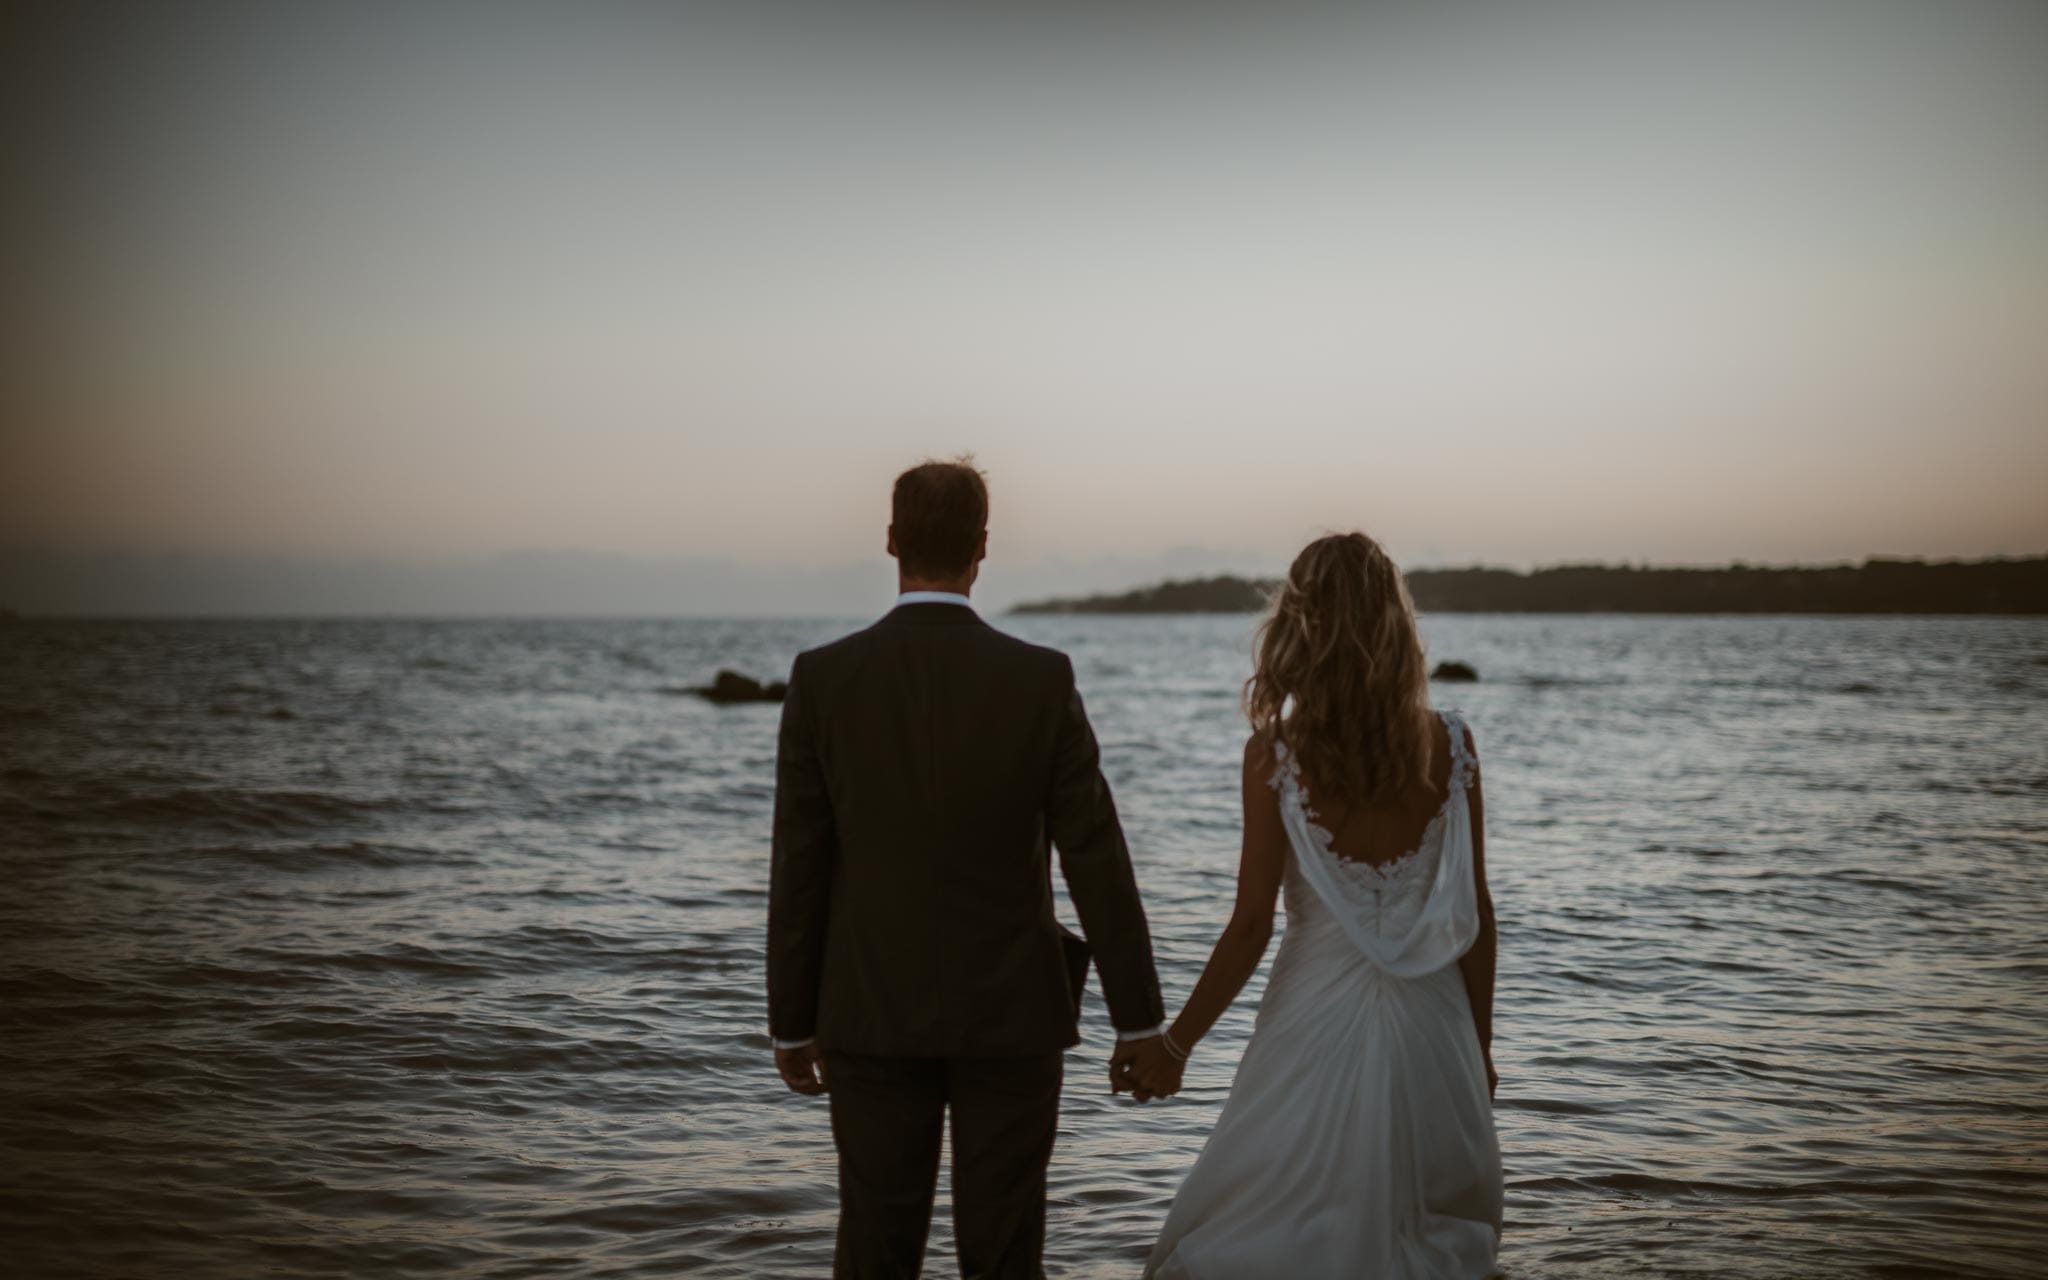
[975,530,988,563]
[886,525,897,558]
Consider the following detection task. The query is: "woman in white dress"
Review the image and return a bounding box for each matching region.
[1124,531,1503,1279]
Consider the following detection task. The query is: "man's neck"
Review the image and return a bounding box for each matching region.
[897,581,973,598]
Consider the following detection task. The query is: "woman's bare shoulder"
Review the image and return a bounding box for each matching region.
[1242,728,1282,780]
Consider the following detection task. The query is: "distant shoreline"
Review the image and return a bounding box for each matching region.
[1009,556,2048,616]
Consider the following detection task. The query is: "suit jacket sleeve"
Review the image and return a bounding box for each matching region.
[1046,654,1164,1034]
[768,652,835,1044]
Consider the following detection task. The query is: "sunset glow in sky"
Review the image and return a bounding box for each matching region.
[7,2,2045,611]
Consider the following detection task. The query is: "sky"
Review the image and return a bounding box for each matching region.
[5,1,2045,614]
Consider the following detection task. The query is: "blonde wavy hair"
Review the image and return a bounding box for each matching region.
[1243,532,1436,809]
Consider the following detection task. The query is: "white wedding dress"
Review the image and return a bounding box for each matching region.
[1144,708,1503,1279]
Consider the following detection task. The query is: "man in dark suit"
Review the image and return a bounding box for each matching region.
[767,457,1171,1279]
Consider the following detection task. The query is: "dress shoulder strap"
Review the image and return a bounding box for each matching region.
[1440,708,1478,793]
[1266,735,1299,795]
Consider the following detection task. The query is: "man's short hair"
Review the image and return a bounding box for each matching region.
[891,457,988,579]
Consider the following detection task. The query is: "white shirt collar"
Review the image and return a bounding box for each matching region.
[894,590,976,611]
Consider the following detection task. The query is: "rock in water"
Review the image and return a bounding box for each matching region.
[1431,661,1479,682]
[694,669,787,704]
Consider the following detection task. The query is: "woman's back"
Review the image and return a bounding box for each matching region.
[1292,712,1460,868]
[1270,707,1481,962]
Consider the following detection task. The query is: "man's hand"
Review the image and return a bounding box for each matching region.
[775,1043,827,1096]
[1108,1036,1149,1096]
[1109,1035,1182,1103]
[1483,1047,1498,1101]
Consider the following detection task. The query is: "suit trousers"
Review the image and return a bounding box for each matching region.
[823,1049,1065,1280]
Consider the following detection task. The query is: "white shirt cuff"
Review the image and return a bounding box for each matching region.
[1116,1024,1166,1042]
[771,1035,815,1050]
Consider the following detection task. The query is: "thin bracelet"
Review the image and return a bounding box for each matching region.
[1161,1029,1190,1062]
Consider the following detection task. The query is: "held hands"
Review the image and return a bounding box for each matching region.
[775,1043,828,1096]
[1483,1047,1498,1101]
[1109,1034,1185,1103]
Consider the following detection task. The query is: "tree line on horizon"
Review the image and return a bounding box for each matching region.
[1008,556,2048,615]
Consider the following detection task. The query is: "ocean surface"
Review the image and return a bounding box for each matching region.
[2,613,2044,1279]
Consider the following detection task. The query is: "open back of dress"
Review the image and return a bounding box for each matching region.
[1271,707,1482,978]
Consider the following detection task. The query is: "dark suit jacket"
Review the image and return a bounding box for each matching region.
[767,600,1164,1057]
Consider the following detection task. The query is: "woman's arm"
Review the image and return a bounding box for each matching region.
[1129,734,1288,1099]
[1453,724,1498,1098]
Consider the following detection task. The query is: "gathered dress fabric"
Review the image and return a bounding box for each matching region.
[1144,708,1503,1279]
